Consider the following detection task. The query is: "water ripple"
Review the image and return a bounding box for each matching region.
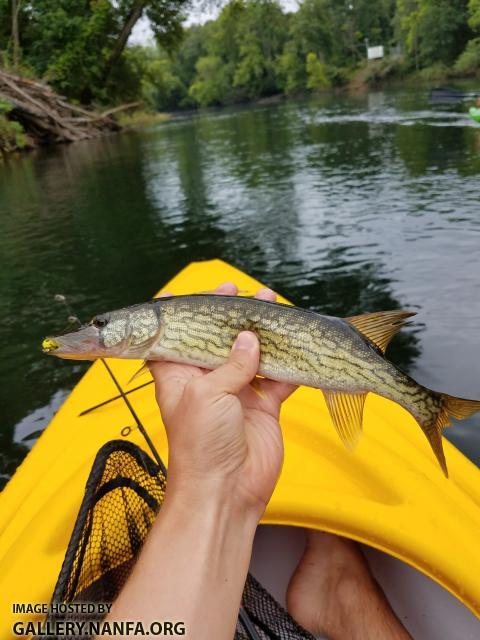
[1,89,480,480]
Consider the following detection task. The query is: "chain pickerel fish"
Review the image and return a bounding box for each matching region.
[42,295,480,476]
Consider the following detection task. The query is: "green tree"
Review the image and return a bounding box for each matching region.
[276,0,336,94]
[285,0,395,70]
[395,0,421,68]
[0,0,29,68]
[0,99,26,152]
[0,0,189,103]
[454,35,480,73]
[396,0,472,68]
[188,54,230,105]
[173,23,211,91]
[351,0,396,48]
[104,0,187,80]
[276,0,395,93]
[1,0,478,114]
[468,0,480,31]
[232,0,287,97]
[277,39,304,94]
[188,0,288,106]
[25,0,119,102]
[121,45,188,108]
[290,0,339,65]
[306,51,330,90]
[454,0,480,73]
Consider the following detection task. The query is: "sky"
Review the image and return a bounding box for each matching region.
[129,0,300,45]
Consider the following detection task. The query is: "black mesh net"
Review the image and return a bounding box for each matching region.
[46,439,316,640]
[237,575,316,640]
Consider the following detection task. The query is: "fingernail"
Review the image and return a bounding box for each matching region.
[258,287,273,296]
[233,331,257,350]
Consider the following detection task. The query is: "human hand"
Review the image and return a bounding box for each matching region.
[149,282,297,518]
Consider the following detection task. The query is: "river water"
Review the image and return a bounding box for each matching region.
[1,90,480,486]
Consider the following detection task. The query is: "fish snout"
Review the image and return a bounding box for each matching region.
[42,338,61,353]
[41,324,103,360]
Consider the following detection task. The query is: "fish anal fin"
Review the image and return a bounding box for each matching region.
[423,422,449,478]
[323,391,367,450]
[345,310,416,354]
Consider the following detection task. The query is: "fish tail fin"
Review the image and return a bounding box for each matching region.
[442,394,480,421]
[419,391,480,478]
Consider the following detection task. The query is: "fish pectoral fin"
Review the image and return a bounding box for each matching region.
[345,310,416,354]
[323,391,367,449]
[250,376,267,399]
[127,361,150,386]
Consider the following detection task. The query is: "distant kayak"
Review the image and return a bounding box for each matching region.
[469,107,480,123]
[428,87,480,104]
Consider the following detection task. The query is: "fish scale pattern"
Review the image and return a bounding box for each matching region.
[45,439,314,640]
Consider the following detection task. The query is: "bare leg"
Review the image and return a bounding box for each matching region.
[286,530,412,640]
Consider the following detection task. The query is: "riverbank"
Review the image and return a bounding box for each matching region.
[117,110,171,129]
[348,57,480,92]
[2,61,478,159]
[2,91,480,481]
[0,69,151,157]
[0,106,171,159]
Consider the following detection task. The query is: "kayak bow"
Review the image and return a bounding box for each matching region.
[0,259,479,638]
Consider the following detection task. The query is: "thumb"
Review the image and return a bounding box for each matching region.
[205,331,260,395]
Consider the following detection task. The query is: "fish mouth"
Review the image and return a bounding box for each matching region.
[42,337,61,353]
[42,325,103,360]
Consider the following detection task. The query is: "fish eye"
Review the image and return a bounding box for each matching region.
[92,316,108,328]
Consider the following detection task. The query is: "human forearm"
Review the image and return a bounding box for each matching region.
[107,481,260,639]
[106,290,288,639]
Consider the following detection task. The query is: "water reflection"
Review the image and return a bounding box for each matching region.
[1,88,480,485]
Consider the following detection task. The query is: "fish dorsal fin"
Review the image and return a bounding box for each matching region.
[345,310,416,354]
[323,391,367,449]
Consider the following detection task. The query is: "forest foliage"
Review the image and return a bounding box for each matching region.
[0,0,479,114]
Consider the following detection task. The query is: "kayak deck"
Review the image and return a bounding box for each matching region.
[0,259,479,637]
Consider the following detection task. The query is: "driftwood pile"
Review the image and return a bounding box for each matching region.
[0,68,139,146]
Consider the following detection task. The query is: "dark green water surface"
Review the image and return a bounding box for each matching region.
[1,91,480,485]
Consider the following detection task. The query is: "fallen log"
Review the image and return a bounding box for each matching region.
[0,68,132,146]
[94,101,142,119]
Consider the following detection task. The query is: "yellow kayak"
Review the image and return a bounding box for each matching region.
[1,259,480,637]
